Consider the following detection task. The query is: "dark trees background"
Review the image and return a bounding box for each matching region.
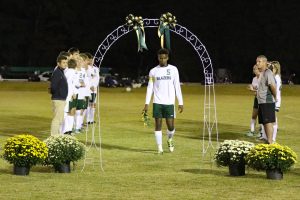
[1,0,300,83]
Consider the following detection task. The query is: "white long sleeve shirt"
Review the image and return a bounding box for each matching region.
[275,74,282,108]
[87,65,100,94]
[64,68,76,102]
[145,64,183,105]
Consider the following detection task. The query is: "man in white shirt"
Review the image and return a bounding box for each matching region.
[143,48,183,154]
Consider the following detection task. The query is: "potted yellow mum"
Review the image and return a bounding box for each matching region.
[2,134,48,175]
[246,143,297,180]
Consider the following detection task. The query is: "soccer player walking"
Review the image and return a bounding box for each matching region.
[143,48,183,154]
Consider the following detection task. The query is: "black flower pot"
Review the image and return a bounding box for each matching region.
[228,162,245,176]
[13,165,30,176]
[266,169,283,180]
[54,162,71,173]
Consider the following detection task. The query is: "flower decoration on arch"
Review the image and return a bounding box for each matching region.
[125,14,148,52]
[158,12,177,51]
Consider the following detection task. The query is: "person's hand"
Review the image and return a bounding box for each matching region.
[143,104,149,113]
[247,84,253,91]
[90,86,95,92]
[72,94,77,99]
[178,105,183,113]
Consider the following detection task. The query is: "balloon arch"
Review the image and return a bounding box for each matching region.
[83,18,219,171]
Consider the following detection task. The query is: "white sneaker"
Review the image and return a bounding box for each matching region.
[167,138,175,152]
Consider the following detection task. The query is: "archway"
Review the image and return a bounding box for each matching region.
[85,18,218,171]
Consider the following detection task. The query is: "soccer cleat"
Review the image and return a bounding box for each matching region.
[246,131,255,137]
[158,150,164,155]
[75,129,81,134]
[167,138,175,152]
[64,131,72,135]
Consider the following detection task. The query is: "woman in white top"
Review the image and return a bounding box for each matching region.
[270,61,282,142]
[246,64,260,137]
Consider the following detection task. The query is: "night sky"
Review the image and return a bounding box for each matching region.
[1,0,300,83]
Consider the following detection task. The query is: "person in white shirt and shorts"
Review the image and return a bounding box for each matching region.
[143,48,183,154]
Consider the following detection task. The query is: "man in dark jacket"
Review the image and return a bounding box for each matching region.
[50,55,68,135]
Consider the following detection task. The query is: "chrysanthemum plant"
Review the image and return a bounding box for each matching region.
[44,135,85,167]
[214,140,255,166]
[3,134,48,167]
[246,143,297,172]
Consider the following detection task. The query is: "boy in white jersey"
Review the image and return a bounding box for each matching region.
[62,59,78,135]
[79,53,91,126]
[85,52,100,124]
[74,55,89,133]
[143,48,183,154]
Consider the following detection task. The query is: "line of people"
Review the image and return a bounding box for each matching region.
[49,47,100,136]
[247,55,282,144]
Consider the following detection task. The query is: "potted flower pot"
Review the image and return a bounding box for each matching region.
[3,134,48,176]
[246,143,297,180]
[44,135,85,173]
[214,140,254,176]
[266,169,283,180]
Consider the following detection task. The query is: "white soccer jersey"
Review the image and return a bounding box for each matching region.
[75,68,89,99]
[145,64,183,105]
[275,74,282,108]
[87,65,100,94]
[82,67,91,97]
[64,68,76,102]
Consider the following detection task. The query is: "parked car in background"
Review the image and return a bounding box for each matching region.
[39,71,52,81]
[28,74,40,82]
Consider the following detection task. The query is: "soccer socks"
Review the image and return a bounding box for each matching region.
[167,129,175,139]
[86,107,91,122]
[90,107,95,123]
[154,130,175,153]
[86,107,95,123]
[261,124,267,139]
[167,129,175,152]
[82,109,87,125]
[273,118,278,142]
[75,110,82,130]
[64,115,74,133]
[155,131,163,152]
[250,119,256,132]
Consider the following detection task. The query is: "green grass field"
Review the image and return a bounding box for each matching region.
[0,82,299,200]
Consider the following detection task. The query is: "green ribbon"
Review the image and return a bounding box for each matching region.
[158,23,171,51]
[136,27,148,52]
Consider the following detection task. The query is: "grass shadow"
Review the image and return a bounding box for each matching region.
[182,168,225,176]
[31,165,54,173]
[182,168,266,179]
[0,167,13,175]
[288,168,300,176]
[80,141,156,154]
[176,119,258,142]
